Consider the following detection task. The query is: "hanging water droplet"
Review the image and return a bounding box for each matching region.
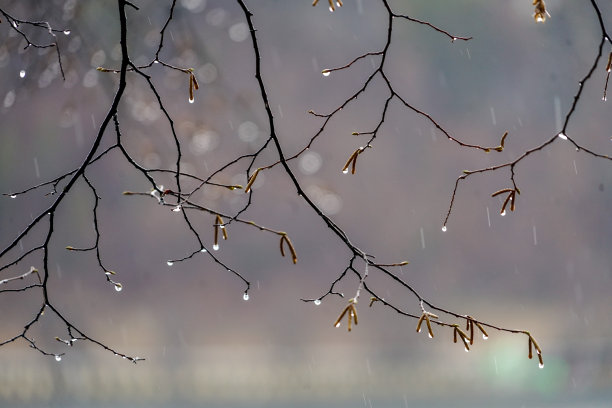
[188,97,195,104]
[314,299,321,306]
[55,355,62,362]
[329,6,334,12]
[172,205,182,212]
[342,168,349,174]
[114,283,123,292]
[322,70,331,77]
[200,248,207,253]
[243,292,249,301]
[63,30,71,35]
[335,322,341,328]
[10,194,17,199]
[482,334,489,340]
[19,70,26,78]
[539,362,544,369]
[428,333,433,339]
[464,347,469,352]
[558,133,568,140]
[441,226,447,232]
[500,210,506,216]
[212,244,219,251]
[166,260,174,266]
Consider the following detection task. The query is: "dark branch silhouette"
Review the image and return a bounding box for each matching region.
[0,0,610,371]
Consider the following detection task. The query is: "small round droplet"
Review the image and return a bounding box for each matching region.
[342,169,349,174]
[464,347,470,352]
[335,322,341,328]
[482,334,489,340]
[243,292,249,301]
[428,333,433,339]
[500,210,506,217]
[441,226,447,232]
[212,244,219,251]
[114,283,123,292]
[166,260,174,266]
[328,6,334,12]
[314,299,321,306]
[538,362,544,369]
[19,70,26,78]
[172,205,182,212]
[188,97,195,104]
[10,194,17,199]
[558,133,568,140]
[322,70,331,77]
[63,30,71,35]
[55,355,62,362]
[200,248,207,253]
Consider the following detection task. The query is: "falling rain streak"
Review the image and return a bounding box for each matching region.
[554,96,562,131]
[486,206,491,227]
[420,227,425,249]
[33,157,40,178]
[532,225,538,246]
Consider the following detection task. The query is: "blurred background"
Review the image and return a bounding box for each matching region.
[0,0,611,407]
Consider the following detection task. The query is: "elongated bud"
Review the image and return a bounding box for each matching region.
[245,168,261,193]
[491,188,513,197]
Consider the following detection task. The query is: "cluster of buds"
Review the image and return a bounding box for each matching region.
[416,310,439,338]
[312,0,343,12]
[334,298,358,331]
[279,233,298,264]
[342,146,367,174]
[188,69,199,103]
[213,214,228,250]
[533,0,550,23]
[492,187,520,215]
[527,332,544,368]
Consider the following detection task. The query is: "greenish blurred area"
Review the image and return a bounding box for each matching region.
[0,0,611,406]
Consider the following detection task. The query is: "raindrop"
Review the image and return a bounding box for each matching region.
[188,97,194,104]
[200,248,207,253]
[482,334,489,340]
[500,210,506,217]
[539,362,545,369]
[428,333,433,339]
[335,322,341,328]
[342,168,349,174]
[329,6,334,12]
[558,133,568,140]
[212,244,219,251]
[322,70,331,77]
[114,283,123,292]
[441,226,447,232]
[19,70,26,78]
[166,261,174,266]
[55,355,62,362]
[314,299,321,306]
[464,347,469,352]
[172,205,182,212]
[63,30,71,35]
[10,194,17,199]
[243,292,249,301]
